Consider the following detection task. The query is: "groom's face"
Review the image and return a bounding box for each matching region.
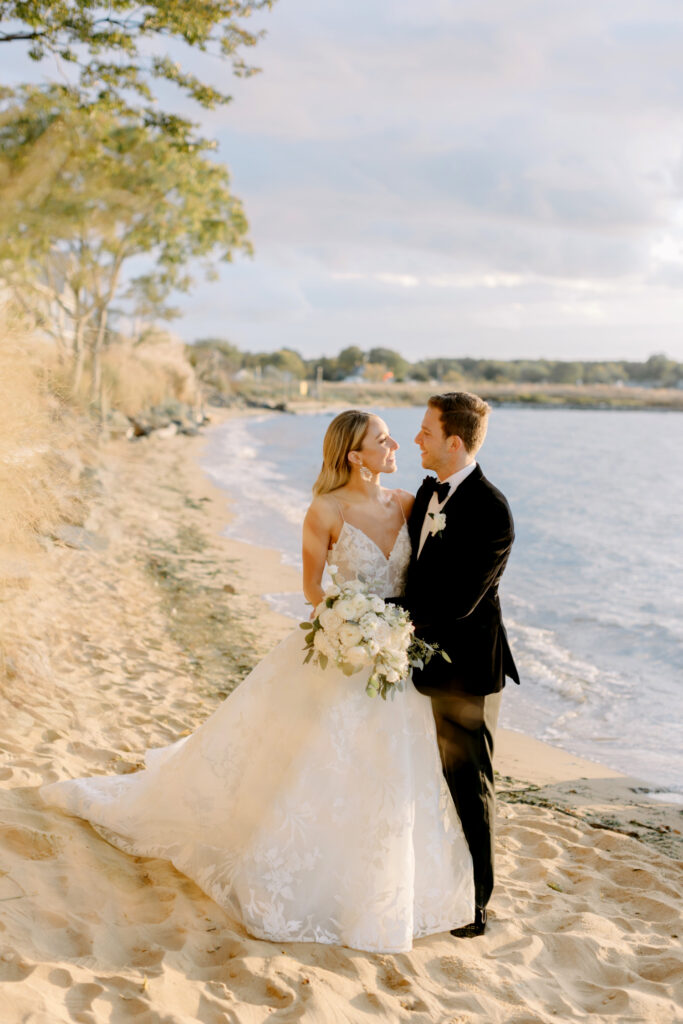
[415,406,454,475]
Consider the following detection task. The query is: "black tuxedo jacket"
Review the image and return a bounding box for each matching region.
[404,465,520,697]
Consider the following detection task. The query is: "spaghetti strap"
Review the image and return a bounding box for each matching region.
[392,491,407,524]
[333,498,345,522]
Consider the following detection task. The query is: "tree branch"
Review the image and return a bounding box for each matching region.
[0,30,46,43]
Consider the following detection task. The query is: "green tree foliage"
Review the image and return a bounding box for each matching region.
[366,347,410,380]
[192,338,244,373]
[336,345,364,377]
[189,337,683,391]
[262,347,306,379]
[0,0,274,139]
[0,85,250,400]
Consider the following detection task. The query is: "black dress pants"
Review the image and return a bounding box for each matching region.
[429,688,502,911]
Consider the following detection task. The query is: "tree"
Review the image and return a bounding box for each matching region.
[0,86,250,401]
[0,0,274,141]
[262,348,306,379]
[641,353,680,386]
[366,347,409,380]
[549,361,583,385]
[336,345,364,377]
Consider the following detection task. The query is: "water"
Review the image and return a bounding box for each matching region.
[203,407,683,794]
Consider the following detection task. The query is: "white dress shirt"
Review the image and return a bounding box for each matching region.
[417,461,477,557]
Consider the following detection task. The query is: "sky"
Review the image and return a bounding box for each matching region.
[7,0,683,361]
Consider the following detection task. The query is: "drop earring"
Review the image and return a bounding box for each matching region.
[359,463,373,482]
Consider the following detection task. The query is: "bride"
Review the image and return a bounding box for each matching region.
[41,410,474,953]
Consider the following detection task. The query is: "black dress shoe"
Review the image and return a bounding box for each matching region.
[451,906,487,938]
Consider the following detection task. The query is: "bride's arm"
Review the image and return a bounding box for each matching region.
[302,496,339,610]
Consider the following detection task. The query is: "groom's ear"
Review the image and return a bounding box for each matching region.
[447,433,465,453]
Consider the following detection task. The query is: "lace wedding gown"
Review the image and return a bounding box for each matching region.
[41,520,474,953]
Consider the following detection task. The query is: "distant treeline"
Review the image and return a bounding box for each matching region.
[191,341,683,388]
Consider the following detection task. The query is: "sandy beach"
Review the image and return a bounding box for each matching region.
[1,417,681,1024]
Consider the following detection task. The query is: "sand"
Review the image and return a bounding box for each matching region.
[0,415,681,1024]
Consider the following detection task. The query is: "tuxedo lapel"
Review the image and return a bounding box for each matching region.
[409,481,433,553]
[441,464,483,512]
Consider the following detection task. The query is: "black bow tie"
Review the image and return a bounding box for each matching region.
[422,476,450,503]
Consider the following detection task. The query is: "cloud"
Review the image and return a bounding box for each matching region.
[5,0,683,358]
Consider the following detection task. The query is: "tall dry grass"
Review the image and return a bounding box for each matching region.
[99,332,198,416]
[0,309,92,553]
[0,314,199,553]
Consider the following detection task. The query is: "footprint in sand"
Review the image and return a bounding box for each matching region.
[0,824,58,860]
[0,948,35,983]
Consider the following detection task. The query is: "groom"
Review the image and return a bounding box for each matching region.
[404,392,519,937]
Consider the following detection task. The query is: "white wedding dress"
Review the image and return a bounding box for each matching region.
[41,520,474,953]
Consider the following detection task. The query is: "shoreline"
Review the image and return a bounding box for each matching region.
[0,414,681,1022]
[246,380,683,414]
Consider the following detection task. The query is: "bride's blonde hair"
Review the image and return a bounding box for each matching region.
[312,410,371,496]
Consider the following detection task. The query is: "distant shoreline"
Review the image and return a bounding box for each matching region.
[231,380,683,415]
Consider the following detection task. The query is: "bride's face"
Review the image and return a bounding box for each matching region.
[358,416,399,475]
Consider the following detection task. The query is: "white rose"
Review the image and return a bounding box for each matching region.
[348,593,371,619]
[334,598,356,621]
[325,583,341,598]
[319,607,343,632]
[370,595,386,614]
[345,645,369,668]
[385,669,400,683]
[338,623,363,649]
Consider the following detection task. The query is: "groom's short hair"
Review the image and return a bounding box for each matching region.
[428,392,491,453]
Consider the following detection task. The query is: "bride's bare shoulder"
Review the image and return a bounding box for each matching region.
[388,488,415,517]
[304,492,343,530]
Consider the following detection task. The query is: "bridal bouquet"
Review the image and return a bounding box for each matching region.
[300,568,449,700]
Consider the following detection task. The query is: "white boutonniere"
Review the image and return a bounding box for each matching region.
[427,511,447,537]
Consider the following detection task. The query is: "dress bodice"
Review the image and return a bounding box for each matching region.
[328,521,411,599]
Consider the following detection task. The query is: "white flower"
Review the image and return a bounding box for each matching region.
[374,621,392,646]
[428,511,447,536]
[338,622,363,649]
[399,624,413,644]
[350,593,372,618]
[314,631,335,658]
[327,564,339,576]
[334,598,355,621]
[325,583,341,599]
[345,645,369,668]
[369,595,386,614]
[319,607,343,633]
[336,593,369,621]
[359,611,380,635]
